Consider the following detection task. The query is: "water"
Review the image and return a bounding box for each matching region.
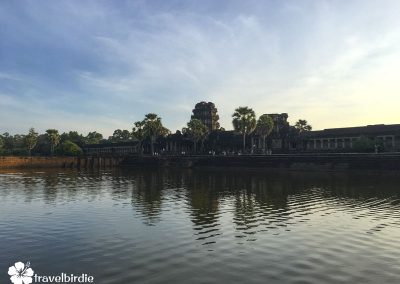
[1,168,400,284]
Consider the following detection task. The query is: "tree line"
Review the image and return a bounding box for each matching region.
[0,129,104,156]
[0,107,312,156]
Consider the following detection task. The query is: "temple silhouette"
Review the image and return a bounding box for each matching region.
[85,102,400,155]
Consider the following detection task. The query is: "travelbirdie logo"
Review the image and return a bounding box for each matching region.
[8,261,34,284]
[7,261,95,283]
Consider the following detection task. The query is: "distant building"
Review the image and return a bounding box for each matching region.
[83,107,400,155]
[191,102,220,131]
[85,141,139,155]
[298,124,400,152]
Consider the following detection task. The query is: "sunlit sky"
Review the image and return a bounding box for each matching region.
[1,0,400,136]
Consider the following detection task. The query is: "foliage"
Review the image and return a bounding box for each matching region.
[1,132,26,155]
[0,135,3,154]
[232,106,256,151]
[109,129,131,142]
[143,113,168,155]
[45,129,60,155]
[294,119,312,133]
[132,120,146,154]
[60,131,85,147]
[25,128,38,156]
[85,131,103,144]
[56,140,83,156]
[183,118,208,153]
[160,126,171,137]
[255,114,274,150]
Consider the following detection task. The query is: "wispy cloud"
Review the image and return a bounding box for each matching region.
[1,0,400,135]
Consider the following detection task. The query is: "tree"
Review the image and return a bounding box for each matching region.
[85,131,103,144]
[232,106,256,152]
[46,129,60,156]
[2,133,25,155]
[0,135,4,154]
[110,129,131,142]
[143,113,167,155]
[2,132,12,153]
[57,140,83,156]
[132,121,145,155]
[294,119,312,133]
[183,118,208,154]
[25,127,38,156]
[255,114,274,153]
[60,131,85,147]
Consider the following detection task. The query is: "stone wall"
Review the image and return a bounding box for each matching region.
[120,154,400,171]
[0,156,78,168]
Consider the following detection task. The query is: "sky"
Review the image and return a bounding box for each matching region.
[1,0,400,136]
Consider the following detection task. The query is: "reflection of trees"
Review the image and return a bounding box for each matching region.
[231,173,294,240]
[183,170,221,245]
[182,170,297,243]
[108,170,132,201]
[131,170,164,225]
[3,167,400,239]
[42,172,60,204]
[184,171,220,227]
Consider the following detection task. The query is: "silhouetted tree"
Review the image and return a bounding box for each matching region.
[255,114,274,153]
[143,113,168,155]
[46,129,60,156]
[109,129,131,142]
[85,131,103,144]
[183,118,208,153]
[132,121,145,155]
[294,119,312,133]
[232,106,256,152]
[25,127,38,156]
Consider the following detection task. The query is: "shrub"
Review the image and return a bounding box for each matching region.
[56,140,83,156]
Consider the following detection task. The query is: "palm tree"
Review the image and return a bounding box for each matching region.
[255,114,274,153]
[143,113,166,155]
[132,120,145,155]
[46,129,60,156]
[294,119,312,133]
[232,106,256,153]
[183,118,208,154]
[25,127,38,156]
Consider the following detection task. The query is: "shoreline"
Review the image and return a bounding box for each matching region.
[2,153,400,172]
[0,156,78,169]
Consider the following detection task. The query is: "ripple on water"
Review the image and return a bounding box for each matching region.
[1,169,400,283]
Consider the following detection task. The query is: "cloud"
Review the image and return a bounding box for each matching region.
[1,0,400,135]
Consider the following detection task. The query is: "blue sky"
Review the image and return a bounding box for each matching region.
[1,0,400,136]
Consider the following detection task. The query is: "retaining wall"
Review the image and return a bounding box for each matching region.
[0,156,78,168]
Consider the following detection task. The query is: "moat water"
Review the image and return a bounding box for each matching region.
[1,168,400,283]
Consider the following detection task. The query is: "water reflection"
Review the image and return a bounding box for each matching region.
[131,170,164,225]
[2,168,400,236]
[1,168,400,283]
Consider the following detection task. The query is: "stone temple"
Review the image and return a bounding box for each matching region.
[191,101,220,131]
[85,102,400,155]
